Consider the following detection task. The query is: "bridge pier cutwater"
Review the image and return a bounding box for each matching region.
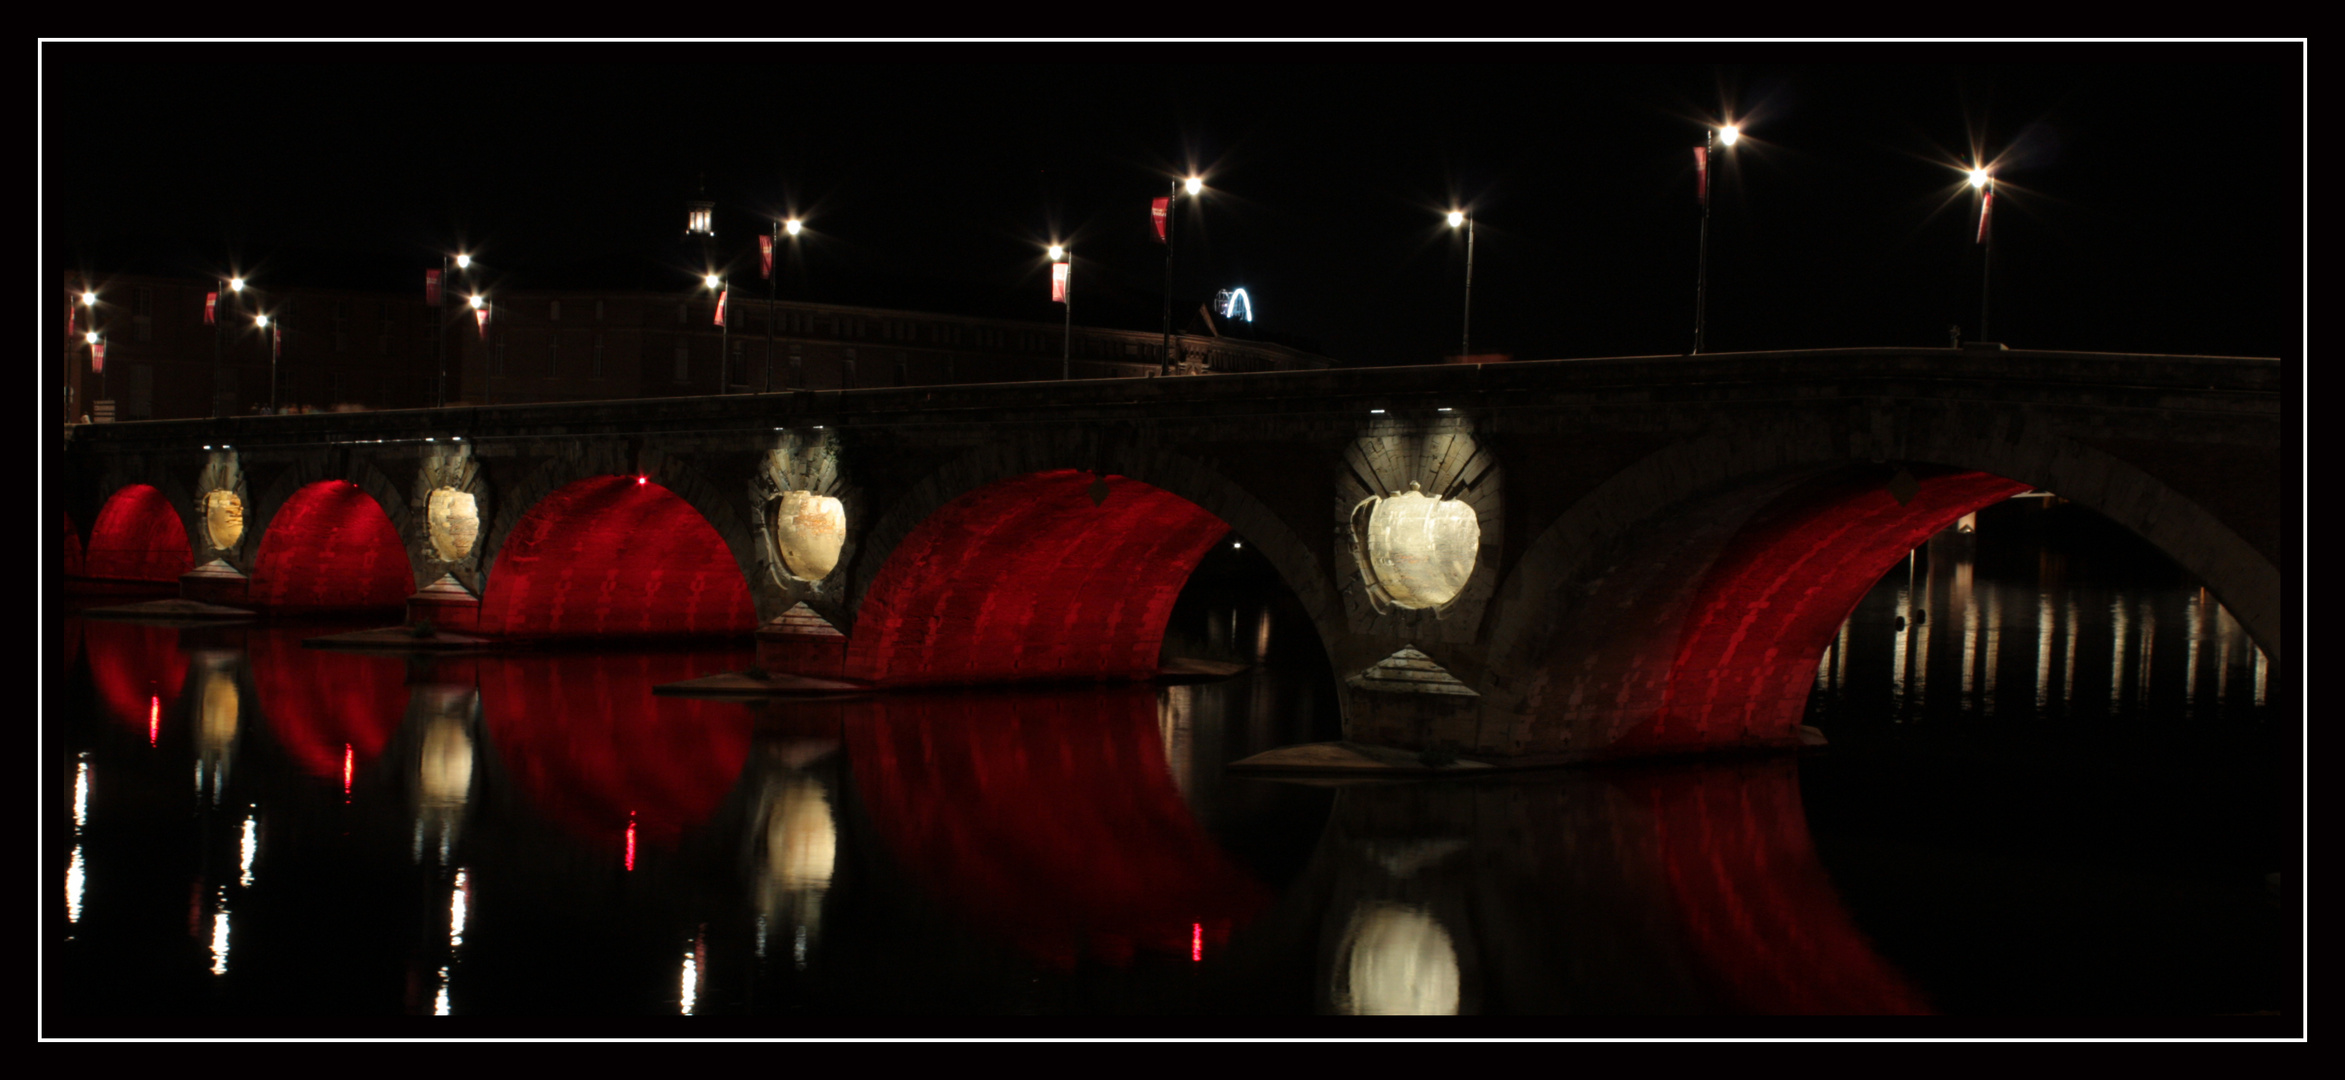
[62,348,2292,764]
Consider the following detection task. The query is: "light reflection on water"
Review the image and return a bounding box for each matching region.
[49,498,2288,1024]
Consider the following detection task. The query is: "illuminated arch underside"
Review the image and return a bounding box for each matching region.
[249,480,411,613]
[1620,468,2029,752]
[845,470,1229,686]
[83,485,192,582]
[477,476,756,638]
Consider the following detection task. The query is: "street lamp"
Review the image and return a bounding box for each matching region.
[1160,175,1204,377]
[763,217,805,393]
[254,313,277,413]
[1048,243,1073,380]
[1446,210,1474,360]
[432,252,476,407]
[703,273,730,394]
[1693,121,1739,355]
[1970,165,1995,342]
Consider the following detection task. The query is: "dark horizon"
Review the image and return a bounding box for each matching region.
[45,43,2303,366]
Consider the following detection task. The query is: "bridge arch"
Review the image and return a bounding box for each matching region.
[1482,412,2287,757]
[842,436,1337,687]
[81,483,195,583]
[476,472,757,638]
[246,479,412,613]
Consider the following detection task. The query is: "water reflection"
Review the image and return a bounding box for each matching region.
[843,687,1274,970]
[1813,500,2271,728]
[53,509,2285,1024]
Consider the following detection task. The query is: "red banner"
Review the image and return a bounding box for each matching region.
[1976,187,1993,244]
[1151,197,1170,243]
[476,305,490,339]
[91,340,106,373]
[205,292,219,325]
[714,289,729,327]
[1695,145,1709,205]
[759,234,775,279]
[67,305,77,339]
[271,324,282,360]
[425,268,444,307]
[1051,261,1070,303]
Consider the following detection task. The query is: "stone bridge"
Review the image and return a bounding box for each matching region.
[59,347,2293,763]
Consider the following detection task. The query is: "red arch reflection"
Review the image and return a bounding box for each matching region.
[82,619,189,732]
[245,627,409,782]
[1610,760,1931,1014]
[1622,469,2029,752]
[478,649,756,853]
[846,471,1229,686]
[845,688,1271,968]
[477,477,756,638]
[249,480,411,613]
[83,485,193,583]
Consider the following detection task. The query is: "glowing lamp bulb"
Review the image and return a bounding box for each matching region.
[80,291,97,306]
[1968,167,1990,189]
[85,331,99,344]
[704,274,722,290]
[254,314,268,327]
[454,254,472,269]
[636,476,647,486]
[228,277,244,292]
[784,219,803,237]
[1047,244,1065,261]
[1184,176,1203,195]
[468,295,484,310]
[1446,211,1466,228]
[1718,123,1740,147]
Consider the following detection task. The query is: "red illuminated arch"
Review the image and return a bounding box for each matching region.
[249,480,412,613]
[845,687,1271,968]
[246,627,410,782]
[845,470,1229,686]
[478,649,757,853]
[82,485,192,582]
[1620,468,2029,752]
[477,476,756,638]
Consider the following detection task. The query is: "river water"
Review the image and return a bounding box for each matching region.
[44,496,2296,1034]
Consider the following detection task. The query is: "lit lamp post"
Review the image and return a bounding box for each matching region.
[79,289,102,411]
[765,218,802,393]
[1446,210,1475,360]
[210,276,247,417]
[1160,175,1202,377]
[1969,165,1994,343]
[1693,121,1739,355]
[704,273,730,394]
[254,313,276,413]
[1049,243,1072,380]
[431,252,476,407]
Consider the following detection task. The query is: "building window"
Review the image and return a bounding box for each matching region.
[676,303,687,325]
[592,333,604,378]
[548,335,560,377]
[595,299,605,322]
[493,333,507,376]
[897,351,909,385]
[674,343,690,383]
[549,300,562,322]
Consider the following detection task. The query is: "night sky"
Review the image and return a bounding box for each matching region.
[46,42,2303,368]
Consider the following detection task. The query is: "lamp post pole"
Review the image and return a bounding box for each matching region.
[257,313,275,413]
[1448,211,1475,359]
[1159,176,1202,377]
[1050,244,1072,380]
[1976,171,1994,342]
[765,220,778,394]
[1692,123,1738,355]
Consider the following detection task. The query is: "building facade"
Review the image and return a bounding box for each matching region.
[60,273,1330,425]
